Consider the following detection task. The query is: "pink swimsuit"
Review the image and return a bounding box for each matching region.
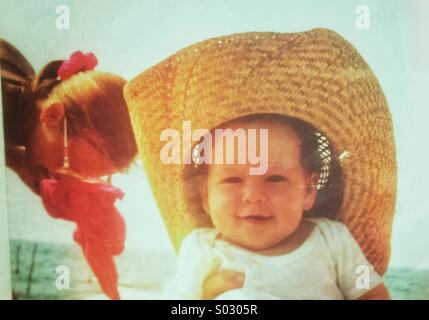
[40,175,125,300]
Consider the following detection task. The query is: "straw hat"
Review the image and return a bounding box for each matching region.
[124,28,396,275]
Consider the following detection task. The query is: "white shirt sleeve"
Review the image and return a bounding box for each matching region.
[332,222,383,300]
[163,228,219,300]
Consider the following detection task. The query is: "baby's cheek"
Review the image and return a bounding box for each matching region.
[266,185,289,204]
[209,190,235,214]
[210,184,239,203]
[208,188,240,222]
[269,184,302,202]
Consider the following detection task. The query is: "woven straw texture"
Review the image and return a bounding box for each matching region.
[124,28,396,275]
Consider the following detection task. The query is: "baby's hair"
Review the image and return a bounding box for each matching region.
[192,113,343,218]
[237,114,323,178]
[24,61,137,171]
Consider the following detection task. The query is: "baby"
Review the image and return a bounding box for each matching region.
[164,114,390,300]
[123,29,396,301]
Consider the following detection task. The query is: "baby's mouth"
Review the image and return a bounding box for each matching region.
[240,215,273,223]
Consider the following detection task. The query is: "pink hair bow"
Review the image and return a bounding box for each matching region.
[58,51,98,80]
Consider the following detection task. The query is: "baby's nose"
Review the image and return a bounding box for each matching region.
[241,183,266,204]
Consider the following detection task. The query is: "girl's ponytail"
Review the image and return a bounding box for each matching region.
[1,40,36,147]
[30,60,62,100]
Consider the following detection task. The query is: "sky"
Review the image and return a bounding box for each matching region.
[1,0,429,270]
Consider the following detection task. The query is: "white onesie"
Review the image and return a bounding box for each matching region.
[164,217,383,300]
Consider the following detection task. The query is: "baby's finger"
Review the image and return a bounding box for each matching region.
[224,270,245,286]
[212,269,245,286]
[203,270,245,299]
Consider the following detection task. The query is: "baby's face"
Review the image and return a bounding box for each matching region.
[201,120,318,250]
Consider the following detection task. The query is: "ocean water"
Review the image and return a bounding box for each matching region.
[9,240,429,300]
[9,240,175,300]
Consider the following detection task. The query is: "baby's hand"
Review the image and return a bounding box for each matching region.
[202,269,245,300]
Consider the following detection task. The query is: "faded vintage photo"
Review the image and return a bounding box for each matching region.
[1,0,428,300]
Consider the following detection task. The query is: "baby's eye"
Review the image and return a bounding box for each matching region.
[266,175,286,182]
[221,177,243,184]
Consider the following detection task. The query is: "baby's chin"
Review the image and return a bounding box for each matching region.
[221,232,292,251]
